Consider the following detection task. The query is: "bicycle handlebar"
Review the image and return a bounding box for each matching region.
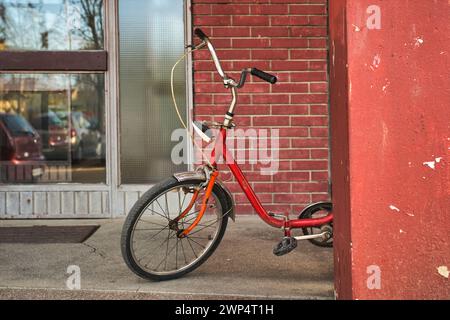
[251,68,277,84]
[194,28,208,42]
[194,28,277,87]
[194,28,227,80]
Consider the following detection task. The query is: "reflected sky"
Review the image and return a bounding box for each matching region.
[0,0,104,50]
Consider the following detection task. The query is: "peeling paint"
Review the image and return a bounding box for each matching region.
[382,79,391,93]
[389,205,400,212]
[423,157,444,170]
[414,36,424,47]
[352,24,361,32]
[437,266,449,279]
[370,54,381,71]
[423,161,436,170]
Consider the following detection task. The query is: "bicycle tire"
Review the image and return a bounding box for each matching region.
[121,176,229,281]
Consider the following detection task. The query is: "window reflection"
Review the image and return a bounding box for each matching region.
[0,0,104,50]
[0,73,106,183]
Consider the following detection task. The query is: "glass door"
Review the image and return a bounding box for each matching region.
[113,0,189,216]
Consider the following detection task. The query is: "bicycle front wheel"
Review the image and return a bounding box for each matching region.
[121,177,229,281]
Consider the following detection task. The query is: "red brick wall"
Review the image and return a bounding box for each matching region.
[191,0,330,215]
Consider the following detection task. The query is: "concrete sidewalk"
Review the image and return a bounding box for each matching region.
[0,216,334,300]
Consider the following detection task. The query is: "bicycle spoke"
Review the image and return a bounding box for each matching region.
[139,231,176,265]
[185,236,206,249]
[175,238,179,269]
[154,239,180,271]
[185,236,198,259]
[165,193,170,219]
[143,207,169,221]
[164,228,171,270]
[179,237,188,264]
[155,198,169,220]
[188,209,230,237]
[138,219,168,228]
[134,227,167,231]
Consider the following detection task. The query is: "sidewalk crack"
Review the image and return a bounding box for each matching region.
[82,243,107,259]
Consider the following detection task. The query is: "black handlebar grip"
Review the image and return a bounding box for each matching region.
[194,28,209,41]
[250,68,278,84]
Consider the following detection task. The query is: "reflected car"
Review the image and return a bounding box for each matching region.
[30,111,70,160]
[56,111,102,161]
[0,113,45,183]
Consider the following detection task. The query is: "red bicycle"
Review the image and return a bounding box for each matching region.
[121,29,333,281]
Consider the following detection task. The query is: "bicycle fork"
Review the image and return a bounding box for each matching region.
[172,170,219,238]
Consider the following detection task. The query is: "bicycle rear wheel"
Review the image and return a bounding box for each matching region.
[121,176,229,281]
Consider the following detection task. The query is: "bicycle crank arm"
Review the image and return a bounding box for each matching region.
[294,232,330,241]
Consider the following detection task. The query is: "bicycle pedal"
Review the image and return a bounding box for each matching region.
[273,237,298,256]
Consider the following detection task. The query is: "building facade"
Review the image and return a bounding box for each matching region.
[0,0,329,218]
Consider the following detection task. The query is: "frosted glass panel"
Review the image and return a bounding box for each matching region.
[119,0,187,184]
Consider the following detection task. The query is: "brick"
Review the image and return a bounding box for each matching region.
[292,182,328,193]
[291,160,328,170]
[291,71,327,82]
[271,38,308,48]
[279,128,309,137]
[310,105,328,115]
[311,149,329,158]
[291,138,328,148]
[310,82,328,93]
[272,83,309,93]
[233,38,271,48]
[253,116,290,127]
[250,4,288,15]
[274,171,309,181]
[291,116,328,126]
[291,49,327,60]
[271,16,308,26]
[312,194,330,202]
[309,15,328,26]
[194,16,231,26]
[291,27,328,37]
[279,150,310,159]
[233,15,270,26]
[212,27,251,37]
[311,171,329,181]
[310,127,329,137]
[252,94,290,104]
[291,94,328,104]
[290,4,327,15]
[251,27,289,37]
[252,49,288,60]
[272,105,309,115]
[253,183,291,193]
[274,193,310,204]
[211,4,250,15]
[272,61,308,71]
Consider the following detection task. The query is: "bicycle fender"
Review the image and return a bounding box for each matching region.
[299,201,332,215]
[173,171,236,222]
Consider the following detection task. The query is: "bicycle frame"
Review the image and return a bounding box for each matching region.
[183,28,333,237]
[210,127,333,233]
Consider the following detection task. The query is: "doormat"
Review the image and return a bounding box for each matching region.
[0,225,100,244]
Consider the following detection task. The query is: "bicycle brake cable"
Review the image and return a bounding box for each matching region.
[170,47,214,169]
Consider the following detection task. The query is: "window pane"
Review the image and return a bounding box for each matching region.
[119,0,187,184]
[0,73,106,184]
[0,0,104,50]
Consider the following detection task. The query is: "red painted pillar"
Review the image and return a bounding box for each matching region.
[330,0,450,299]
